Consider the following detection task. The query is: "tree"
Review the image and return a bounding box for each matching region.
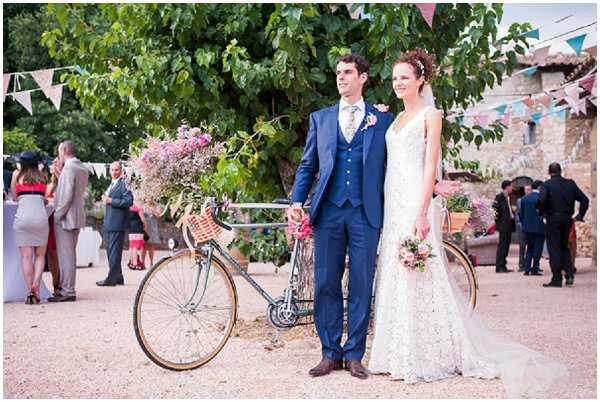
[41,3,530,299]
[3,5,143,188]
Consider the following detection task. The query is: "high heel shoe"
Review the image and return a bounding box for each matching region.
[25,291,35,305]
[31,285,41,304]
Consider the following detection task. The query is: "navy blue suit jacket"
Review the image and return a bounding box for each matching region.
[518,192,545,234]
[291,102,394,228]
[103,178,133,232]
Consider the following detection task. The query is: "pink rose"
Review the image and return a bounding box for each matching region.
[418,243,430,258]
[400,247,410,258]
[403,253,415,266]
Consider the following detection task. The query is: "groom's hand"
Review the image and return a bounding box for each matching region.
[373,104,389,113]
[288,203,304,224]
[434,180,461,198]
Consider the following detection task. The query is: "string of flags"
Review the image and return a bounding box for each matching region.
[3,66,76,114]
[447,71,596,129]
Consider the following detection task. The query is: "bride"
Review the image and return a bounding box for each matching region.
[368,49,568,397]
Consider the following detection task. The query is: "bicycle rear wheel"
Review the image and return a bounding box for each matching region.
[133,249,237,370]
[442,240,478,309]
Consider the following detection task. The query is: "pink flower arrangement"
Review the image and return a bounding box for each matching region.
[361,113,378,131]
[286,210,313,241]
[467,196,495,237]
[399,235,435,272]
[128,122,224,208]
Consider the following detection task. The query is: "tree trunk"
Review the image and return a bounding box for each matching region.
[276,157,297,196]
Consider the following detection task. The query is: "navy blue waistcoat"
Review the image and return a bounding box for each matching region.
[324,123,364,207]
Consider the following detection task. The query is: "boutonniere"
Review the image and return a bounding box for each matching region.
[361,113,377,131]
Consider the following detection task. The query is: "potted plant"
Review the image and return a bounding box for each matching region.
[442,193,473,233]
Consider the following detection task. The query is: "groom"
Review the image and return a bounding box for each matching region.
[289,54,394,379]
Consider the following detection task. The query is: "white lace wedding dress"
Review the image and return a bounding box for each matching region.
[368,106,568,398]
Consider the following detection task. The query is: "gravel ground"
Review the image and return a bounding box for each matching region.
[3,247,596,398]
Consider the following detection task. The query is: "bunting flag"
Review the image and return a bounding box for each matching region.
[579,98,587,116]
[531,112,542,124]
[92,163,107,178]
[47,85,63,111]
[523,96,536,108]
[564,84,580,101]
[475,115,489,127]
[533,46,551,65]
[523,66,538,76]
[494,104,507,115]
[590,97,597,106]
[457,116,464,126]
[415,3,436,28]
[584,45,597,57]
[551,88,566,101]
[523,29,540,40]
[12,91,33,115]
[555,108,567,121]
[29,69,54,98]
[537,93,553,109]
[346,4,363,19]
[3,74,11,102]
[511,101,527,116]
[540,115,552,127]
[501,112,510,126]
[579,74,596,94]
[566,34,587,55]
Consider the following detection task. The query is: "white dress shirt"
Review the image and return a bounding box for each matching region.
[338,97,365,138]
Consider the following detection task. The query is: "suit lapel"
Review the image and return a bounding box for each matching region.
[362,103,374,164]
[319,105,339,159]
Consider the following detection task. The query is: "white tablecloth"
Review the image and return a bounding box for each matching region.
[76,227,102,267]
[3,201,53,302]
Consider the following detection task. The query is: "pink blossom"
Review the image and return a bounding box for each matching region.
[418,243,430,258]
[403,253,415,265]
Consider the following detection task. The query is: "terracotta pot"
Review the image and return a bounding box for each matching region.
[442,212,471,233]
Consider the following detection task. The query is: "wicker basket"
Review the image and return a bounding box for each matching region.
[186,207,223,243]
[442,211,471,234]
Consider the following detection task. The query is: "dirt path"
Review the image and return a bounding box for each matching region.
[3,250,596,398]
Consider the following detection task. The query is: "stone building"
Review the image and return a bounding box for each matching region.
[453,53,596,259]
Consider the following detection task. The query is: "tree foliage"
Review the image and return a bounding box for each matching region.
[42,3,531,204]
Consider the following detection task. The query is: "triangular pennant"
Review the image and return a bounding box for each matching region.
[566,34,587,55]
[551,89,566,101]
[564,84,580,101]
[29,68,54,98]
[533,46,551,65]
[457,116,464,126]
[346,4,363,19]
[501,112,510,126]
[415,4,436,28]
[584,45,597,57]
[47,85,63,111]
[539,115,552,127]
[92,163,107,178]
[475,114,489,127]
[523,66,538,76]
[555,108,567,121]
[523,96,536,108]
[12,91,33,115]
[494,104,507,115]
[511,101,526,116]
[579,98,587,116]
[590,97,597,106]
[3,74,11,102]
[531,112,542,124]
[538,93,553,109]
[523,29,540,40]
[579,74,596,93]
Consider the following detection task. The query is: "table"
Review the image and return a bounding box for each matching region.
[76,227,102,267]
[3,201,53,302]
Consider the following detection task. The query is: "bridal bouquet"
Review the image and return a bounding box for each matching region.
[399,236,435,272]
[286,210,313,240]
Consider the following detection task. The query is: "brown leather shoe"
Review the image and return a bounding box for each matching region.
[345,359,369,379]
[308,357,343,377]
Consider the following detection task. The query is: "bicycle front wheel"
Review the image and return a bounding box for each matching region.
[133,249,237,370]
[442,240,478,309]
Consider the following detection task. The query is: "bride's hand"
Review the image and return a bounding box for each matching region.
[412,214,430,240]
[373,103,389,113]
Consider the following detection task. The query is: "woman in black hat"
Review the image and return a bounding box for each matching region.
[10,150,49,304]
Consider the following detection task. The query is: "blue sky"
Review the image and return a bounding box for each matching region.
[499,3,597,54]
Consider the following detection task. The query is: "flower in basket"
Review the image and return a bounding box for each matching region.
[467,196,495,237]
[128,121,225,213]
[286,209,313,241]
[398,235,435,272]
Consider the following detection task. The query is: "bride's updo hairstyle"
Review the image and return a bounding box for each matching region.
[394,49,437,92]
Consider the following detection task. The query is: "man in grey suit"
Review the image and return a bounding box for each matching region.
[96,161,133,286]
[49,140,89,302]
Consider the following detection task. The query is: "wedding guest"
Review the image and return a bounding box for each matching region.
[142,202,162,268]
[10,151,49,304]
[128,199,147,270]
[48,140,89,302]
[97,161,132,286]
[45,156,64,296]
[515,184,531,272]
[537,163,588,288]
[493,180,516,273]
[519,180,544,276]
